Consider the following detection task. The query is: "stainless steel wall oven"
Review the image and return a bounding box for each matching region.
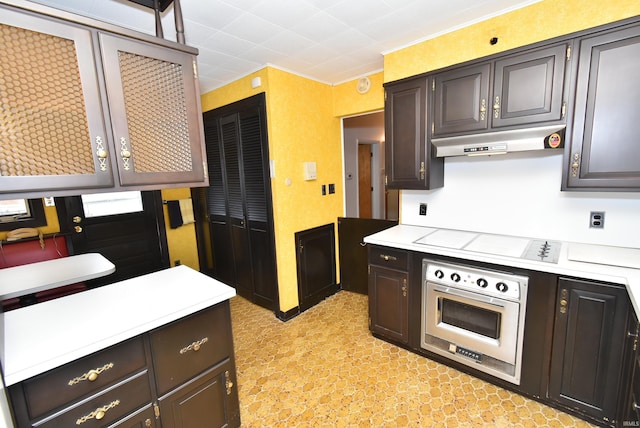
[421,259,528,384]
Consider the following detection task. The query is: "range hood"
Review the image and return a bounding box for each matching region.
[432,125,565,157]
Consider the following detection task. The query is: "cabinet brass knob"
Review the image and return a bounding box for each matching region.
[179,337,209,354]
[87,370,99,382]
[76,400,120,425]
[74,226,83,233]
[95,136,108,172]
[560,299,568,306]
[68,363,114,386]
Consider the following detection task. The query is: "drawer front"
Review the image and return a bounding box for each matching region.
[369,246,408,271]
[23,337,147,419]
[34,371,152,428]
[150,302,232,395]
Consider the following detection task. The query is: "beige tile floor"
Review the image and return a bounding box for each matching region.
[229,291,596,428]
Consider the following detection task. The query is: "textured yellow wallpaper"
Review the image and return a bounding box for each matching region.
[200,69,271,113]
[384,0,640,82]
[333,71,385,117]
[266,67,342,311]
[161,188,199,270]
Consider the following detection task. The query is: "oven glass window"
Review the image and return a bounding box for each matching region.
[440,298,501,339]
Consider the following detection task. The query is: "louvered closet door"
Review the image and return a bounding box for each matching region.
[203,118,236,285]
[220,114,253,298]
[238,107,277,307]
[199,93,277,311]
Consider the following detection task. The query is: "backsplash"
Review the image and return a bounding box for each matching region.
[401,151,640,248]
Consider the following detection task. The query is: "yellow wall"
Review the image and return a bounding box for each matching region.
[161,188,199,270]
[384,0,640,82]
[333,71,385,118]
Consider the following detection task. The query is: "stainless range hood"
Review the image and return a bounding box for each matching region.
[432,125,565,157]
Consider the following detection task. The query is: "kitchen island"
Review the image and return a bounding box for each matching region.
[0,264,239,427]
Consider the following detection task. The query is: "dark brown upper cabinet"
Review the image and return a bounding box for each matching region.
[0,2,207,200]
[563,22,640,191]
[384,78,444,190]
[432,43,571,137]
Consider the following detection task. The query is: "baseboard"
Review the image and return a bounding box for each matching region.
[276,306,300,322]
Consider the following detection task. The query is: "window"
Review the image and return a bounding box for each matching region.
[0,199,47,231]
[81,191,143,217]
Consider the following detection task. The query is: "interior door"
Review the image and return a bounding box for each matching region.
[358,144,372,218]
[56,191,169,286]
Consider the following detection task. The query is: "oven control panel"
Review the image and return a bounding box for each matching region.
[424,261,527,301]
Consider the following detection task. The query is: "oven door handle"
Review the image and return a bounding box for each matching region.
[430,284,509,309]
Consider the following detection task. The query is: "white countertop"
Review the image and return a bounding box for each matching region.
[1,264,236,386]
[0,253,115,300]
[364,224,640,317]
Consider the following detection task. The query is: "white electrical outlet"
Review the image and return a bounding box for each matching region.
[589,211,605,229]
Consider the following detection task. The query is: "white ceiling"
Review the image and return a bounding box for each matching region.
[29,0,540,94]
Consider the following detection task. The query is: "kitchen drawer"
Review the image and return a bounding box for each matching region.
[35,370,152,428]
[369,246,409,271]
[21,337,147,420]
[150,302,233,395]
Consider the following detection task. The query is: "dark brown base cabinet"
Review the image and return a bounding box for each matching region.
[623,312,640,426]
[8,302,240,428]
[548,278,631,426]
[368,245,638,427]
[368,246,410,345]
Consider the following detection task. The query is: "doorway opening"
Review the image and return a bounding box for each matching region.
[343,112,398,220]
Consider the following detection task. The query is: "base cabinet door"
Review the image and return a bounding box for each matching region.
[548,277,630,425]
[158,362,239,428]
[109,405,157,428]
[368,246,410,345]
[622,312,640,427]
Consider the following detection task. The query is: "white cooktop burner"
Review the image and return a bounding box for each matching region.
[464,234,530,258]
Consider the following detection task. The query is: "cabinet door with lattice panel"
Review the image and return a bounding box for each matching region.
[99,33,207,187]
[0,7,115,195]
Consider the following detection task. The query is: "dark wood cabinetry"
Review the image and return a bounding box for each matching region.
[368,245,410,344]
[0,3,207,199]
[622,312,640,426]
[548,277,631,426]
[564,23,640,191]
[197,94,278,312]
[8,302,240,428]
[384,79,443,190]
[432,43,569,136]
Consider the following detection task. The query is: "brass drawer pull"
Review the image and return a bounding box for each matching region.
[76,400,120,425]
[179,337,209,354]
[225,370,234,395]
[380,254,397,262]
[68,363,114,386]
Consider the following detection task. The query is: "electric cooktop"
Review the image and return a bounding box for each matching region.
[414,230,561,264]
